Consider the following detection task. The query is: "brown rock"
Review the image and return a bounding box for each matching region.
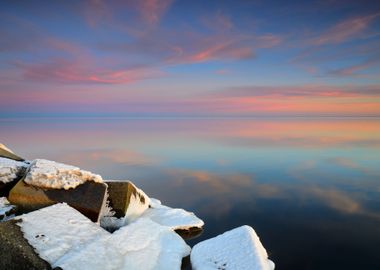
[105,180,150,218]
[0,219,52,270]
[8,180,107,222]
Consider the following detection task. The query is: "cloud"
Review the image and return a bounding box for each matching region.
[326,58,380,77]
[310,13,380,46]
[212,84,380,98]
[134,0,173,25]
[14,59,162,84]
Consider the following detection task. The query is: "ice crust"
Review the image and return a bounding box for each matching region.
[0,157,28,184]
[191,225,275,270]
[24,159,103,189]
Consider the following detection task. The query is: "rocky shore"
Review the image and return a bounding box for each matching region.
[0,143,275,270]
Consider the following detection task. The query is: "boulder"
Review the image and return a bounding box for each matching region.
[0,219,52,270]
[8,179,107,222]
[191,225,275,270]
[105,180,150,219]
[0,143,24,161]
[24,159,103,190]
[0,157,29,197]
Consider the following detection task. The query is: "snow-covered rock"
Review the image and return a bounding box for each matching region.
[0,157,28,184]
[0,197,16,221]
[141,198,204,230]
[16,203,109,264]
[24,159,103,190]
[56,218,191,270]
[191,225,275,270]
[101,180,151,231]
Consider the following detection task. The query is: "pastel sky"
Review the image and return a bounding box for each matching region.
[1,0,380,117]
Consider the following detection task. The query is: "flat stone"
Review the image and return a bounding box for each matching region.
[105,180,150,219]
[0,219,52,270]
[8,180,107,222]
[0,143,24,161]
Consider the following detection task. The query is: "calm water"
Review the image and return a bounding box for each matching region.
[1,117,380,269]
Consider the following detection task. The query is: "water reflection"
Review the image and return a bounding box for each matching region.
[1,118,380,269]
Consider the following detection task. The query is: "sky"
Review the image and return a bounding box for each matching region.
[1,0,380,117]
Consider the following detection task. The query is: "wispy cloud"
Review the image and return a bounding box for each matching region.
[310,12,380,46]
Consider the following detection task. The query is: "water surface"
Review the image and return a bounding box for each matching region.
[1,117,380,269]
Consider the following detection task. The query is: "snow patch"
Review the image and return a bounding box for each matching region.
[24,159,103,190]
[16,203,109,264]
[0,157,28,184]
[191,225,275,270]
[55,218,191,270]
[141,198,204,230]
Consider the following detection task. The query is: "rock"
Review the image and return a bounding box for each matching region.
[0,157,29,197]
[0,197,17,221]
[191,225,275,270]
[8,179,108,222]
[105,180,150,219]
[0,219,52,270]
[0,143,24,161]
[24,159,103,190]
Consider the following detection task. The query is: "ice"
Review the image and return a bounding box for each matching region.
[24,159,103,189]
[141,198,204,230]
[191,225,275,270]
[0,157,28,184]
[55,218,191,270]
[16,203,109,264]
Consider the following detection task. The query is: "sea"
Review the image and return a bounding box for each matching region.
[1,117,380,269]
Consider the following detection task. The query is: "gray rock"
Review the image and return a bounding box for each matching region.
[0,219,52,270]
[8,180,108,222]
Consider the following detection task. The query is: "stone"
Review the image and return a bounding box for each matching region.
[0,158,29,197]
[0,219,52,270]
[191,225,275,270]
[0,143,24,161]
[105,180,150,219]
[8,180,108,222]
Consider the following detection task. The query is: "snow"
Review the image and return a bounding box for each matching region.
[17,203,190,270]
[16,203,109,264]
[141,198,204,230]
[55,218,190,270]
[0,157,28,184]
[24,159,103,189]
[100,197,204,232]
[124,181,151,220]
[0,197,15,221]
[191,225,275,270]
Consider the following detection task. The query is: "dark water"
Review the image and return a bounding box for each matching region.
[1,117,380,269]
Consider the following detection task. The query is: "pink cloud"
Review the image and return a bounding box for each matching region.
[310,13,380,45]
[135,0,173,25]
[15,58,163,84]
